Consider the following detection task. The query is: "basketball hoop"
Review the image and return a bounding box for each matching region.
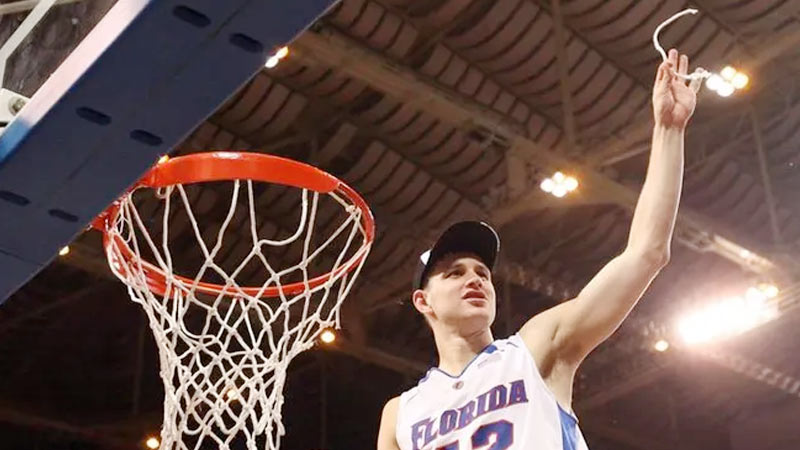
[92,152,374,450]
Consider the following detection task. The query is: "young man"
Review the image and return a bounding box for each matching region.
[376,49,700,450]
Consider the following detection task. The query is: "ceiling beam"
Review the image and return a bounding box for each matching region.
[534,0,800,168]
[580,417,679,450]
[0,0,83,16]
[549,0,579,154]
[586,27,800,165]
[693,344,800,400]
[58,239,115,280]
[0,404,132,449]
[684,101,800,174]
[578,365,670,412]
[215,79,580,298]
[329,337,428,375]
[373,0,567,137]
[0,282,112,335]
[291,28,778,277]
[691,1,800,76]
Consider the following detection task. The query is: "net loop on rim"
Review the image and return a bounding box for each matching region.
[94,152,374,450]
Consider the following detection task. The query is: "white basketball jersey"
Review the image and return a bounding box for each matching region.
[396,334,589,450]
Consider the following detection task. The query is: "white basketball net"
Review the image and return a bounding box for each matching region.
[101,178,371,450]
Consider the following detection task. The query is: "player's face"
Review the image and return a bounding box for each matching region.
[423,253,496,330]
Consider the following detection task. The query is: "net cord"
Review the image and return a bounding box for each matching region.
[103,179,370,450]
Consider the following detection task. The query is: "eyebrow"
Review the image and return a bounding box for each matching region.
[448,261,490,273]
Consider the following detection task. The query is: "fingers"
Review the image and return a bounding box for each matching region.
[666,48,689,79]
[659,49,694,88]
[655,60,669,84]
[678,54,689,77]
[668,48,678,68]
[656,49,676,84]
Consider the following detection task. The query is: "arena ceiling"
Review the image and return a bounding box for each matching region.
[1,0,799,449]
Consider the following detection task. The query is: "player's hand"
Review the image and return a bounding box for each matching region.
[652,48,700,129]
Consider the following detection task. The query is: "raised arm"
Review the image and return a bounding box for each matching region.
[521,49,700,370]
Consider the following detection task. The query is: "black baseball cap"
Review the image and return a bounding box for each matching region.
[412,221,500,291]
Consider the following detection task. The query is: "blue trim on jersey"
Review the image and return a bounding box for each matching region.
[419,342,500,384]
[559,404,580,450]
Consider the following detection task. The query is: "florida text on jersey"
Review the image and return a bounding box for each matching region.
[395,334,590,450]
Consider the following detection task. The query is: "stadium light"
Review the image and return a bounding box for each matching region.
[320,329,336,344]
[540,171,579,198]
[225,386,240,402]
[677,283,779,344]
[705,65,749,97]
[654,339,670,352]
[58,246,70,256]
[145,436,160,449]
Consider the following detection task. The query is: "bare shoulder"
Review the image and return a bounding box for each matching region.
[377,396,401,450]
[381,395,400,419]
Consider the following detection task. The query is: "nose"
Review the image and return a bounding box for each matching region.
[466,274,483,289]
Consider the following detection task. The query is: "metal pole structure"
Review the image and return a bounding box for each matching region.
[749,107,784,245]
[319,353,328,449]
[0,0,61,84]
[292,29,778,276]
[131,313,147,416]
[550,0,579,154]
[0,405,130,448]
[0,0,82,16]
[0,283,107,335]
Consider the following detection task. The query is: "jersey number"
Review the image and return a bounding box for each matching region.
[436,420,513,450]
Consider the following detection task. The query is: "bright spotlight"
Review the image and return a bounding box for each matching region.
[225,387,239,402]
[540,172,578,198]
[157,155,169,164]
[720,66,737,81]
[745,286,766,304]
[706,74,723,91]
[678,312,712,344]
[732,73,749,89]
[320,329,336,344]
[564,176,579,192]
[706,66,749,97]
[717,297,759,333]
[58,246,70,256]
[654,339,670,352]
[146,437,160,449]
[677,291,779,344]
[758,283,779,298]
[717,82,735,97]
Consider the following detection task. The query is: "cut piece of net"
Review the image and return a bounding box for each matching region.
[103,179,370,450]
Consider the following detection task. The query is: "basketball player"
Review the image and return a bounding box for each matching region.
[376,49,700,450]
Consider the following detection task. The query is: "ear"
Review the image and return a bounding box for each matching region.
[412,289,433,315]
